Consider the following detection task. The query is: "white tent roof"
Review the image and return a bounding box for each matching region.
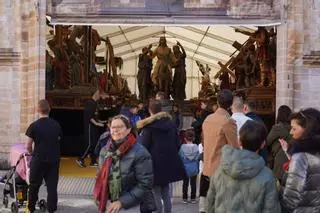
[93,25,256,73]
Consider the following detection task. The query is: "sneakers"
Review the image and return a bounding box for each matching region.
[190,199,197,204]
[76,158,86,168]
[90,162,98,168]
[183,199,197,204]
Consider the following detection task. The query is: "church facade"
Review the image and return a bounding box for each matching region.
[0,0,319,166]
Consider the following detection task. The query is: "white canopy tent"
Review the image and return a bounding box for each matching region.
[94,25,255,99]
[46,25,257,99]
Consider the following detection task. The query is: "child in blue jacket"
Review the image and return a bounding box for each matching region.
[179,129,199,204]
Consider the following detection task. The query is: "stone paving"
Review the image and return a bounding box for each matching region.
[0,194,198,213]
[0,171,198,213]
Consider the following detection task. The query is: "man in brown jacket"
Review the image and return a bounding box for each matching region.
[199,89,239,213]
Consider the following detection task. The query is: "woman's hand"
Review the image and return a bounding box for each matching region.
[279,138,291,160]
[279,138,288,152]
[106,201,122,213]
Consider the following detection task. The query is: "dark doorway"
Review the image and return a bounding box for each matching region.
[50,108,119,156]
[50,109,84,156]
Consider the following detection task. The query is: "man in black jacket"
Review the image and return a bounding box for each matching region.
[77,90,105,168]
[26,100,62,213]
[137,100,186,213]
[244,100,264,124]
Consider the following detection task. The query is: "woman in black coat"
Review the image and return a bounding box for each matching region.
[137,111,186,186]
[136,100,186,213]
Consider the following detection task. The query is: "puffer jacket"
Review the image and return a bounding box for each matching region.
[206,145,281,213]
[98,141,154,210]
[281,135,320,213]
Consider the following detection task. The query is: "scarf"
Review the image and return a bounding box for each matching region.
[93,133,136,213]
[288,135,320,155]
[283,135,320,172]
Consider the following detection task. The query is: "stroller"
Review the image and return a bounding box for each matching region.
[2,152,47,213]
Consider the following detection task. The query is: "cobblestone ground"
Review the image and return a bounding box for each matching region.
[0,171,199,213]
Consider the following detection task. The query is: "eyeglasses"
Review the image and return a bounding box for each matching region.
[110,125,126,130]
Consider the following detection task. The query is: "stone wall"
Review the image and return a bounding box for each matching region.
[227,0,279,18]
[0,0,46,168]
[292,0,320,111]
[48,0,280,20]
[276,0,320,112]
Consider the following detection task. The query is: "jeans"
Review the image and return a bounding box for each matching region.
[183,175,197,200]
[153,184,172,213]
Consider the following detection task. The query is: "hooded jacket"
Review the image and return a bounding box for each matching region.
[179,144,199,177]
[281,135,320,213]
[206,145,281,213]
[137,112,187,186]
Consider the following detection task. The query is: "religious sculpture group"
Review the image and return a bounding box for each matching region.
[193,26,277,101]
[46,25,188,103]
[46,25,131,98]
[214,27,277,91]
[46,24,277,105]
[137,37,187,102]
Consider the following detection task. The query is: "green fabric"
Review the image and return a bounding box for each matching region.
[105,149,122,201]
[206,145,281,213]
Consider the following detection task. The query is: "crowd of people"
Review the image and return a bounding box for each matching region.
[196,90,320,213]
[20,88,320,213]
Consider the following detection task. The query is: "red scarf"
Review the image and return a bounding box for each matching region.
[93,133,136,213]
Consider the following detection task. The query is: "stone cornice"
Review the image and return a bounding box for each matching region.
[303,51,320,66]
[0,48,20,65]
